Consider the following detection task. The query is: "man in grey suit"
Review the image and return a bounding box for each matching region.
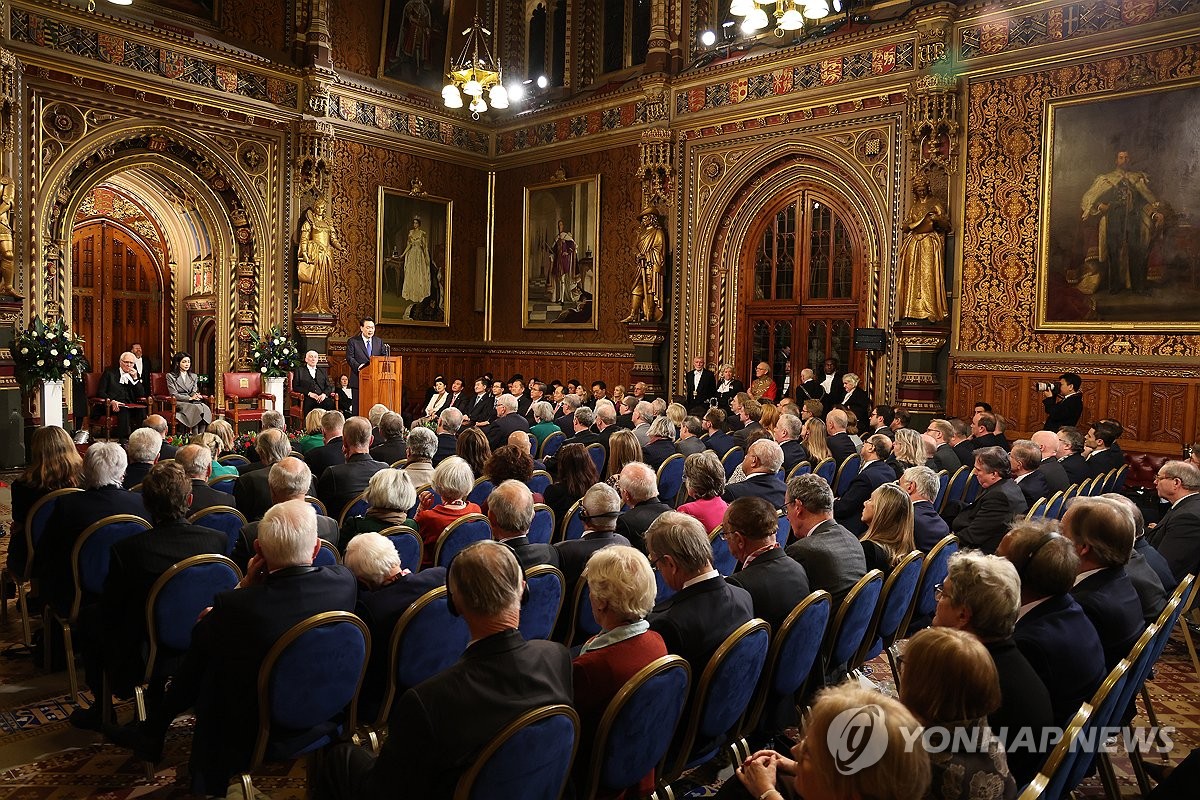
[232,456,337,570]
[234,429,310,522]
[784,473,867,610]
[676,417,708,457]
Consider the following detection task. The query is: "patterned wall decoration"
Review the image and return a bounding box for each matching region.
[9,7,300,110]
[219,0,288,55]
[326,91,490,154]
[325,137,488,346]
[75,187,166,257]
[493,144,644,345]
[497,96,650,154]
[673,42,914,117]
[959,0,1200,61]
[330,0,380,78]
[958,43,1200,357]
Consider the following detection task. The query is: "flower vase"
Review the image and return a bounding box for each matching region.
[41,379,65,428]
[265,376,286,412]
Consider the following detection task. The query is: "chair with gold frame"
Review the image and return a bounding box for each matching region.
[433,513,492,568]
[518,564,565,641]
[1017,703,1093,800]
[0,487,82,645]
[452,704,579,800]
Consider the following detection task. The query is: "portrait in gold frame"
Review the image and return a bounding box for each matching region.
[521,175,601,330]
[376,187,451,327]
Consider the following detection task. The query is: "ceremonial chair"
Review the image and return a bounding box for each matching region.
[84,372,121,439]
[434,513,492,568]
[519,565,565,641]
[222,372,276,432]
[528,504,555,545]
[0,487,82,646]
[822,570,883,684]
[379,527,422,571]
[152,372,212,434]
[453,705,579,800]
[188,505,248,557]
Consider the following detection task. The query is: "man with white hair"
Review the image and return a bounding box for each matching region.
[95,350,148,441]
[488,480,558,570]
[318,541,572,800]
[123,426,162,488]
[486,393,530,450]
[901,465,950,551]
[234,428,307,522]
[34,443,147,615]
[642,416,677,471]
[616,462,671,553]
[176,443,237,514]
[143,415,177,459]
[294,349,336,414]
[239,410,291,472]
[555,393,583,437]
[316,416,387,519]
[723,438,787,507]
[433,407,463,465]
[562,406,600,447]
[1030,430,1070,495]
[1009,439,1050,506]
[773,413,809,476]
[233,457,336,568]
[108,499,357,795]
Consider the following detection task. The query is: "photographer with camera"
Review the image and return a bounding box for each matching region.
[1041,372,1083,431]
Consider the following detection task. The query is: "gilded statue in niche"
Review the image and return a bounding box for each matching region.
[296,198,343,315]
[0,174,23,297]
[621,205,667,323]
[895,176,948,323]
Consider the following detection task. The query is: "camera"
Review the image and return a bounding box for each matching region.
[1034,381,1058,394]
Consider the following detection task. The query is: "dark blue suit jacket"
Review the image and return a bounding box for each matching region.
[648,576,754,699]
[833,460,895,535]
[1014,593,1106,725]
[951,479,1027,554]
[1084,447,1123,480]
[827,432,857,468]
[1135,535,1178,595]
[1071,567,1144,670]
[1015,470,1050,506]
[1060,453,1088,485]
[726,547,809,634]
[723,472,787,508]
[704,430,736,457]
[1149,493,1200,583]
[912,499,950,551]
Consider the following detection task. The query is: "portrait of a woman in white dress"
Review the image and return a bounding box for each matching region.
[401,215,431,305]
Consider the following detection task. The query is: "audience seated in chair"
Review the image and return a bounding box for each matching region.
[783,473,867,611]
[369,412,407,465]
[74,462,227,730]
[857,483,915,577]
[305,411,347,479]
[106,499,357,796]
[1147,460,1200,584]
[144,415,177,460]
[903,465,950,552]
[951,447,1027,554]
[236,411,290,471]
[724,496,810,633]
[5,427,82,584]
[677,451,729,533]
[233,457,338,570]
[723,438,787,508]
[122,427,161,490]
[414,456,481,569]
[433,407,463,466]
[316,417,387,522]
[175,444,238,515]
[402,426,438,489]
[554,483,631,607]
[1103,493,1169,623]
[488,479,559,571]
[616,462,671,553]
[315,540,572,800]
[234,429,308,523]
[337,468,419,552]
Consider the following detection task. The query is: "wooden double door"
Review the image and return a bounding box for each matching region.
[71,220,167,373]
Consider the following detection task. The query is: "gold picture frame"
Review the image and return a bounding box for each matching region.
[376,187,452,327]
[521,174,600,330]
[1037,82,1200,331]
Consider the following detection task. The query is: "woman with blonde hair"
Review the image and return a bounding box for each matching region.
[802,417,832,468]
[758,400,779,435]
[605,428,643,484]
[297,408,326,453]
[612,384,626,406]
[715,363,744,413]
[197,432,240,478]
[207,418,236,453]
[892,427,925,474]
[338,468,419,550]
[666,402,687,433]
[860,482,916,574]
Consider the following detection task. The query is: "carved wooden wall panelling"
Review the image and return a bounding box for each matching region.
[951,367,1200,456]
[326,137,488,343]
[329,0,379,78]
[492,143,643,344]
[220,0,290,55]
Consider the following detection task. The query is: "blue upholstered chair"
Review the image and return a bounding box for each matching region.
[660,619,771,793]
[44,513,152,703]
[656,454,685,507]
[565,577,603,647]
[304,495,328,517]
[453,704,579,800]
[853,551,923,683]
[0,487,82,646]
[822,570,883,683]
[833,454,861,497]
[208,474,238,494]
[1023,704,1093,800]
[434,514,492,568]
[1050,659,1132,798]
[578,655,691,800]
[562,500,586,542]
[237,611,370,800]
[136,554,242,721]
[708,526,736,577]
[468,478,495,506]
[314,540,341,566]
[737,592,831,757]
[538,431,565,460]
[519,565,565,641]
[218,453,250,468]
[379,527,423,571]
[337,493,370,527]
[814,457,837,485]
[1025,496,1049,520]
[775,510,791,547]
[654,568,676,604]
[1044,490,1065,521]
[933,469,950,509]
[940,466,970,514]
[786,461,811,481]
[528,470,552,496]
[586,444,607,476]
[372,585,470,741]
[528,504,555,545]
[720,447,744,479]
[900,534,958,638]
[188,505,248,556]
[961,473,980,505]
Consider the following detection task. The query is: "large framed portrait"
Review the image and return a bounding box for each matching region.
[1038,82,1200,330]
[522,175,601,329]
[378,0,452,91]
[376,188,451,327]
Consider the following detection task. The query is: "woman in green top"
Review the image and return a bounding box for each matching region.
[297,408,327,453]
[529,400,561,449]
[198,432,240,478]
[338,468,419,551]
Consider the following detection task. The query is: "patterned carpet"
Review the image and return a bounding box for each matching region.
[0,472,1196,798]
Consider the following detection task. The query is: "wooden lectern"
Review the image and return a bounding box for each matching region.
[359,356,403,413]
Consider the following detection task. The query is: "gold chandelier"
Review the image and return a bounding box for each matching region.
[442,15,509,119]
[729,0,832,35]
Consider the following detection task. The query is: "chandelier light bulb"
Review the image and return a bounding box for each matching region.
[803,0,830,18]
[780,7,803,29]
[746,7,769,29]
[443,87,464,108]
[489,84,509,108]
[107,0,134,5]
[730,0,755,15]
[463,78,484,97]
[469,97,487,114]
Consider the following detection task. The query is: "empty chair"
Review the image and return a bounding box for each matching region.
[528,504,555,546]
[434,513,492,568]
[454,704,579,800]
[656,454,685,507]
[519,565,566,641]
[236,612,370,800]
[823,569,884,683]
[188,505,248,557]
[222,372,276,433]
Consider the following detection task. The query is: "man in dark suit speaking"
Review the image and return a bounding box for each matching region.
[316,540,572,800]
[345,316,388,390]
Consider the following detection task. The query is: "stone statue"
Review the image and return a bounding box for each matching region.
[0,174,23,298]
[296,198,342,315]
[895,176,948,323]
[621,205,666,323]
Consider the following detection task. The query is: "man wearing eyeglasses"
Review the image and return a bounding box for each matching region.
[1148,460,1200,584]
[95,350,149,442]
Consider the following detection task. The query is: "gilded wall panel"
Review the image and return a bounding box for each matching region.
[330,0,380,78]
[220,0,288,55]
[325,137,487,344]
[958,43,1200,357]
[492,144,643,345]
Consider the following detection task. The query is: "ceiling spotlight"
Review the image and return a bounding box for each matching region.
[700,29,717,47]
[536,75,549,89]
